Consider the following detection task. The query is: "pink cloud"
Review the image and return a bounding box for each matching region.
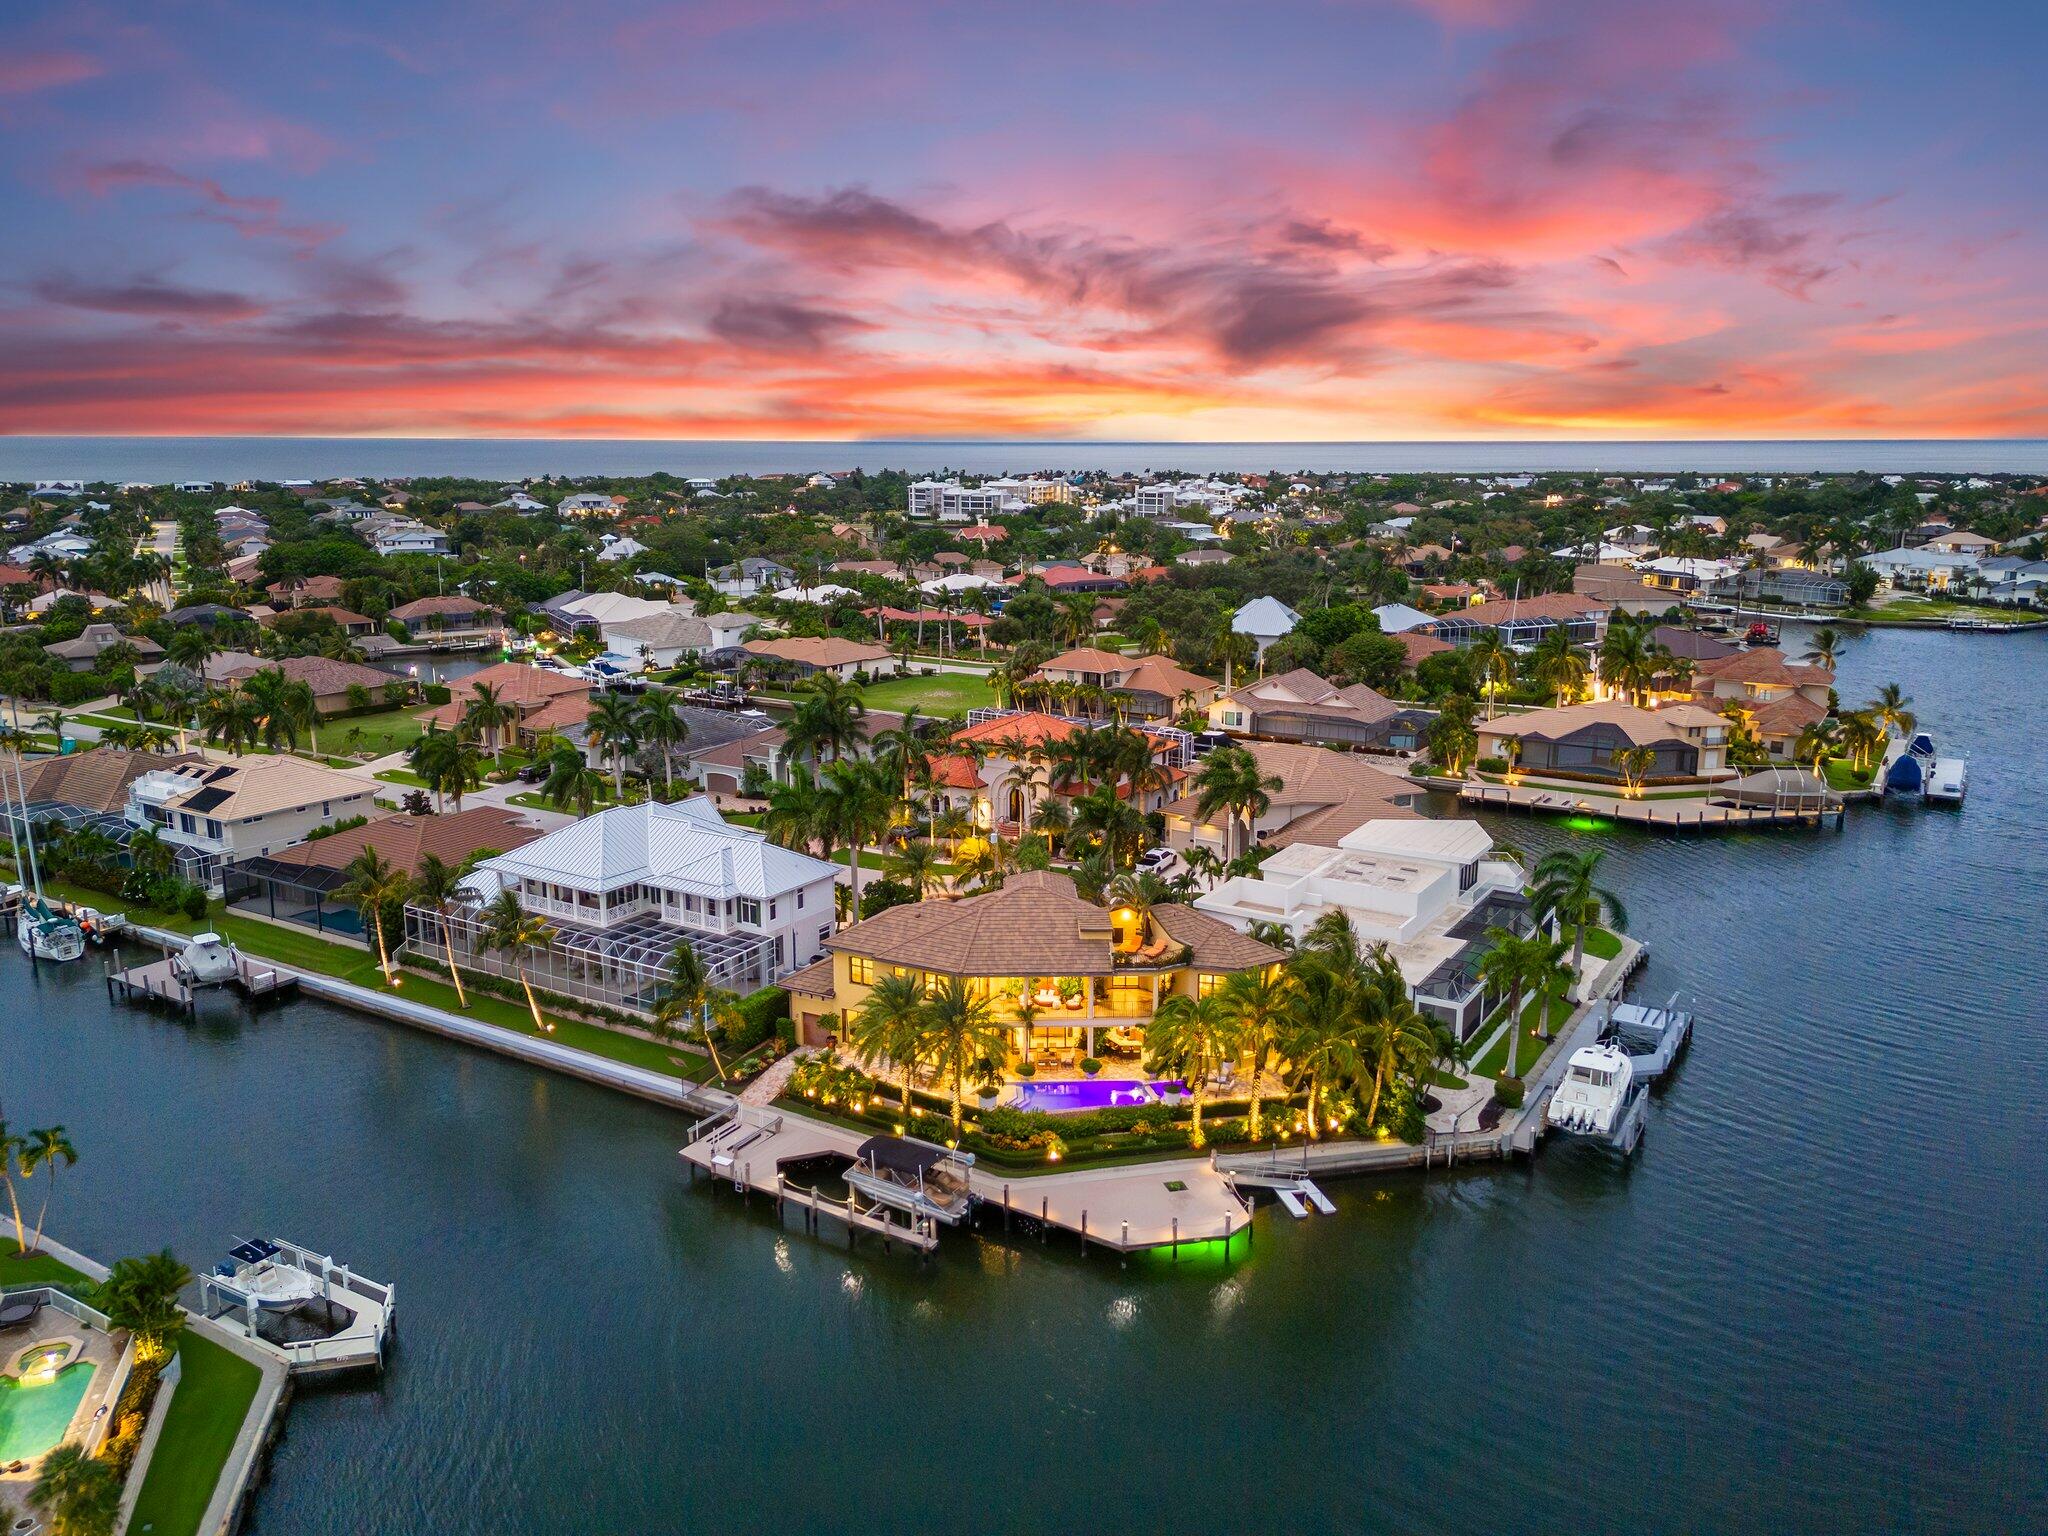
[0,49,101,96]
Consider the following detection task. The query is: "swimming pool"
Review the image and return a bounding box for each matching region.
[1008,1079,1186,1113]
[0,1360,96,1461]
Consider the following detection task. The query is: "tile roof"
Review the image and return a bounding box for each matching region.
[217,654,397,697]
[388,595,495,621]
[1745,692,1827,738]
[15,747,204,813]
[1445,592,1610,627]
[1222,668,1398,726]
[780,955,837,998]
[415,664,589,728]
[1149,905,1287,971]
[148,756,377,820]
[1481,700,1723,747]
[256,807,540,877]
[825,870,1117,974]
[1396,631,1454,665]
[1694,648,1834,686]
[744,637,891,667]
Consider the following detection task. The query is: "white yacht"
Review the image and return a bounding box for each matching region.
[1547,1045,1636,1137]
[212,1238,323,1311]
[12,890,87,963]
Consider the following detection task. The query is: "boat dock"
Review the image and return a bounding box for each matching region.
[199,1237,395,1376]
[106,949,298,1013]
[1461,781,1847,830]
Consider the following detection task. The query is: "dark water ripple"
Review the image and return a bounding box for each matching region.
[4,624,2044,1535]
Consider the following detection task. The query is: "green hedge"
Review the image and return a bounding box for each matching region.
[723,986,788,1052]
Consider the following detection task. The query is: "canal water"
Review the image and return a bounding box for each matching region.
[5,625,2043,1534]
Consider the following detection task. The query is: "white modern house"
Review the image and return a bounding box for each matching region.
[708,557,795,598]
[428,798,840,1001]
[367,519,451,556]
[127,758,380,893]
[1231,595,1301,660]
[1196,818,1530,1039]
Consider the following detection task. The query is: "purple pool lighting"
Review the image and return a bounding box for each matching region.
[1008,1079,1187,1112]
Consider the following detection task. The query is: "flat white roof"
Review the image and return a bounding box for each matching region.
[1336,817,1492,863]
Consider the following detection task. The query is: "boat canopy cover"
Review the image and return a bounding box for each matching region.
[1711,767,1842,811]
[856,1136,947,1177]
[229,1238,282,1265]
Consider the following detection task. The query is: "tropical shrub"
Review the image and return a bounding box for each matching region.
[1494,1076,1525,1109]
[1476,755,1509,774]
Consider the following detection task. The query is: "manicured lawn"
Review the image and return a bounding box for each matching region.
[127,1331,262,1536]
[373,768,431,788]
[325,707,428,758]
[0,1237,90,1289]
[1470,994,1575,1080]
[855,671,997,716]
[1583,926,1622,961]
[1823,758,1876,791]
[8,869,717,1083]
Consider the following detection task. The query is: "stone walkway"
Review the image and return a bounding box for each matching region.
[740,1045,811,1106]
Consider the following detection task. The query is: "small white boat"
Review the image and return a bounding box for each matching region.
[1925,757,1968,804]
[1547,1044,1636,1137]
[212,1238,323,1311]
[175,932,240,986]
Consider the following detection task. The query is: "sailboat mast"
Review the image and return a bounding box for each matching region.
[7,747,46,901]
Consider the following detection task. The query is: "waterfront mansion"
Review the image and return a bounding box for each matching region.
[779,870,1283,1058]
[1196,818,1530,1040]
[419,797,838,1004]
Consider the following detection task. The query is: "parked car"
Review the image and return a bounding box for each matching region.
[515,762,548,783]
[1134,846,1177,875]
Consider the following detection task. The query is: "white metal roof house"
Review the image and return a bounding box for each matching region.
[457,797,839,992]
[1231,595,1301,658]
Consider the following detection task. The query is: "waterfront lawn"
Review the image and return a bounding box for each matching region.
[1470,995,1575,1080]
[127,1331,262,1536]
[0,1237,90,1289]
[1583,926,1623,961]
[10,869,718,1084]
[1823,758,1876,791]
[855,672,995,717]
[326,706,428,758]
[373,767,432,788]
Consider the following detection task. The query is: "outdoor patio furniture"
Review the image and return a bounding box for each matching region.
[0,1292,41,1330]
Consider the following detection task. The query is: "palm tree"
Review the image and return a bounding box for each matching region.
[461,680,520,769]
[1476,928,1548,1079]
[819,758,894,916]
[653,943,736,1079]
[1870,681,1916,739]
[1069,782,1146,870]
[410,853,474,1007]
[892,838,945,899]
[1468,631,1512,718]
[635,688,691,793]
[915,975,1007,1133]
[762,765,833,859]
[783,673,867,765]
[1424,702,1479,778]
[1610,743,1659,795]
[1528,623,1589,705]
[527,742,597,816]
[1280,941,1370,1141]
[1802,625,1844,670]
[338,848,410,983]
[166,626,217,672]
[1838,709,1886,775]
[1793,718,1843,778]
[869,707,931,801]
[1215,965,1289,1139]
[95,1248,193,1360]
[1146,992,1235,1148]
[1529,848,1627,981]
[1357,981,1436,1131]
[31,1442,122,1536]
[199,687,260,755]
[845,970,929,1112]
[0,1122,29,1254]
[19,1125,77,1256]
[481,888,555,1033]
[586,691,642,797]
[1598,617,1665,706]
[1192,745,1284,862]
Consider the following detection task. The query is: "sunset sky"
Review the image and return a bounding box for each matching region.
[3,0,2045,440]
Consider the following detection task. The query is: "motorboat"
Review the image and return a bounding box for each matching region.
[1743,620,1781,648]
[1925,757,1968,804]
[211,1238,323,1311]
[174,932,240,986]
[1546,1045,1636,1136]
[1881,731,1939,798]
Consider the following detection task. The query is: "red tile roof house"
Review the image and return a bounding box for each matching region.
[216,654,415,715]
[1030,647,1220,722]
[934,711,1188,831]
[414,661,591,745]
